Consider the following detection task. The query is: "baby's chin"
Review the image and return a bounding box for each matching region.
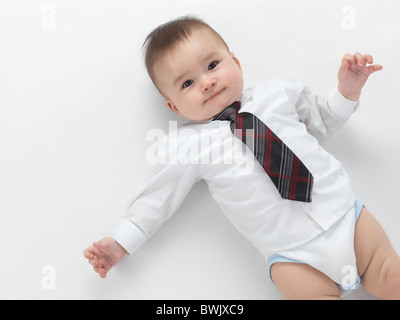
[185,111,222,122]
[185,97,239,121]
[199,106,231,121]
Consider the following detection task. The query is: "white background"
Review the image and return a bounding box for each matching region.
[1,0,399,300]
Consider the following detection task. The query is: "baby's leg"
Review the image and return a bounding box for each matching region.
[270,262,342,300]
[354,208,400,299]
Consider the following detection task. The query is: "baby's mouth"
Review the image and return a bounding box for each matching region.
[204,88,225,104]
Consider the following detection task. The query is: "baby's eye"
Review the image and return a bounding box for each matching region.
[208,61,218,71]
[182,80,194,89]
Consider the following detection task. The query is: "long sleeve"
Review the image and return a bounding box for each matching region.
[113,134,201,255]
[287,79,360,142]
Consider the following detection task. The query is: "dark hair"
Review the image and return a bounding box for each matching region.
[142,16,229,87]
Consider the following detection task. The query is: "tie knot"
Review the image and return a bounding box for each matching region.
[211,101,241,121]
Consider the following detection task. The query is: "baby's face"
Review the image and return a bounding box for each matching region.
[154,27,244,121]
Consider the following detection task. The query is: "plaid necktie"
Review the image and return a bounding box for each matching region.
[212,101,313,203]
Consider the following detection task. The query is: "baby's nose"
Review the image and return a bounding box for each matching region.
[202,78,217,93]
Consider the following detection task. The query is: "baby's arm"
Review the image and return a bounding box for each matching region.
[286,53,381,142]
[83,237,128,278]
[84,133,201,278]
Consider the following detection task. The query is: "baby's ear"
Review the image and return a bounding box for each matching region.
[165,99,181,115]
[230,52,243,72]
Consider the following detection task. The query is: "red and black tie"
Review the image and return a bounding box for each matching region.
[212,101,313,203]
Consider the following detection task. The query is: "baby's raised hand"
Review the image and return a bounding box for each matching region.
[83,237,128,278]
[337,52,383,101]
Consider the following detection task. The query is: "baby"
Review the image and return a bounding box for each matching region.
[84,16,400,300]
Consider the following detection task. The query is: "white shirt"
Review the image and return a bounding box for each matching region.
[113,77,359,256]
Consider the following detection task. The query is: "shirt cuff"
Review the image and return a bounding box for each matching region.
[112,219,147,255]
[327,86,360,118]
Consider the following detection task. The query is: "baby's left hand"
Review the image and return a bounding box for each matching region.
[337,53,383,101]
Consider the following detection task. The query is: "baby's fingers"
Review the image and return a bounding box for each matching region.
[354,52,366,66]
[88,255,104,268]
[83,247,95,260]
[342,53,355,66]
[84,243,109,278]
[90,258,108,278]
[362,54,373,65]
[84,247,102,266]
[367,64,383,74]
[93,266,108,278]
[354,53,377,67]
